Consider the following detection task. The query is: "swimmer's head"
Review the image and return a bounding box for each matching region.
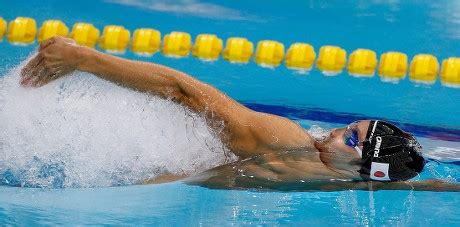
[314,120,425,181]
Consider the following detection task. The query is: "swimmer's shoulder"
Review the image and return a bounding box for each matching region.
[246,111,315,152]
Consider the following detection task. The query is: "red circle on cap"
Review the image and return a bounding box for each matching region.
[374,171,385,178]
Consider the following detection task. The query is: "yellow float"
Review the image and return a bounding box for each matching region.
[378,52,408,81]
[131,28,161,55]
[440,57,460,87]
[223,37,254,63]
[285,43,316,70]
[409,54,439,84]
[0,17,6,40]
[99,25,130,53]
[255,40,285,67]
[162,31,192,57]
[316,45,346,75]
[347,48,377,77]
[7,17,37,44]
[70,23,100,48]
[38,20,69,43]
[192,34,223,60]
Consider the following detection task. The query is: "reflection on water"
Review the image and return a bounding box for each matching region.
[1,182,458,225]
[429,1,460,40]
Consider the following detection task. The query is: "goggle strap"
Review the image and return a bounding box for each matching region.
[354,146,362,158]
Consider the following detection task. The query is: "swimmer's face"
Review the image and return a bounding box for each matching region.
[314,120,371,178]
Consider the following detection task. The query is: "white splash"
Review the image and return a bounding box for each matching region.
[307,125,331,142]
[425,146,460,161]
[0,55,236,188]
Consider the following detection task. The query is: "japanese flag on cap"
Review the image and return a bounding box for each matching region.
[369,162,391,181]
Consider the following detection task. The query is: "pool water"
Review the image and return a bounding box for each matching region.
[1,0,459,225]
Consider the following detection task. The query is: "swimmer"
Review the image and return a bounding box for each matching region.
[20,37,459,191]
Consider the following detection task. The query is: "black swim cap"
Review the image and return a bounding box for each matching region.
[359,120,426,181]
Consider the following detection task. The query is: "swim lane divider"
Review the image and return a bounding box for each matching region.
[0,16,459,88]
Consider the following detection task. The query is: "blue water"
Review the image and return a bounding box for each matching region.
[1,0,459,225]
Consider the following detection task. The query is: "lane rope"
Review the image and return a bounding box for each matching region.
[0,16,459,88]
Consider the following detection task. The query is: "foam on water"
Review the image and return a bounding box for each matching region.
[307,125,331,142]
[0,55,236,188]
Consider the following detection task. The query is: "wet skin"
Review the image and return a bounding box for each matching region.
[20,37,460,191]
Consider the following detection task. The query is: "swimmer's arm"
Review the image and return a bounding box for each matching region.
[21,37,313,157]
[295,180,460,192]
[367,179,460,192]
[188,163,460,192]
[75,45,261,154]
[21,37,258,155]
[289,180,460,192]
[76,45,313,154]
[193,179,460,192]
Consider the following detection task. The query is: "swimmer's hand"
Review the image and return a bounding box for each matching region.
[191,176,460,192]
[393,179,460,192]
[20,36,84,87]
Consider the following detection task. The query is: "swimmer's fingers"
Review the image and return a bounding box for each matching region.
[32,65,72,87]
[28,59,57,87]
[31,68,55,87]
[27,59,75,87]
[20,53,45,86]
[23,56,47,87]
[29,67,48,87]
[34,69,63,87]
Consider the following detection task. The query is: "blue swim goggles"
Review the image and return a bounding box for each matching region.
[343,122,363,157]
